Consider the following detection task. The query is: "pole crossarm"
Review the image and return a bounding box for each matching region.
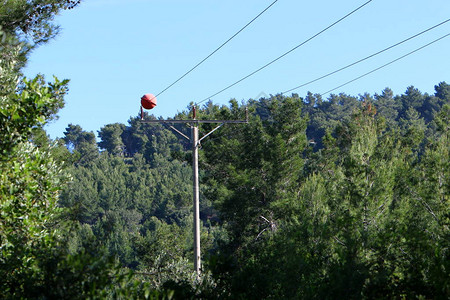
[140,119,247,124]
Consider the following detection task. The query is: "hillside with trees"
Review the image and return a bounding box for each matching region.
[54,83,448,298]
[1,1,449,299]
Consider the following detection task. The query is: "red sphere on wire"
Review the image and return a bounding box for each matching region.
[141,94,157,109]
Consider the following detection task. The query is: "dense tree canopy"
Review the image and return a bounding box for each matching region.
[52,82,449,298]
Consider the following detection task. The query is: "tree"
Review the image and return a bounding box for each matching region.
[0,0,81,64]
[201,96,308,261]
[374,87,399,129]
[434,81,450,101]
[63,124,99,165]
[213,99,448,299]
[398,86,424,119]
[399,106,426,151]
[0,3,158,298]
[98,123,126,155]
[405,104,449,296]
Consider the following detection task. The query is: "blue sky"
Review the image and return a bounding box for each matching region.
[24,0,450,139]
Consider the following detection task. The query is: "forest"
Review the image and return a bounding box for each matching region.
[1,1,449,299]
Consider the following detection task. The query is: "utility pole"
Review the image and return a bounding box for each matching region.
[141,106,247,275]
[191,117,201,274]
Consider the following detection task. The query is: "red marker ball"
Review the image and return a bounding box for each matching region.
[141,94,157,109]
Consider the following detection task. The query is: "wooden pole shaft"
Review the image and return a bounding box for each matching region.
[192,125,201,275]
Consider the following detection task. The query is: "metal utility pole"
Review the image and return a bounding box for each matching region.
[141,106,247,275]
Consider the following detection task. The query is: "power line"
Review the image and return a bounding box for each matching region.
[155,0,280,98]
[320,33,450,96]
[196,0,373,105]
[282,18,450,95]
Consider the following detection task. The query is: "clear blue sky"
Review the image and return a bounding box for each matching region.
[24,0,450,139]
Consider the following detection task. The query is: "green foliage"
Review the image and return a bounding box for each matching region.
[0,142,63,297]
[0,75,68,158]
[301,92,360,149]
[55,87,448,298]
[58,146,196,276]
[300,83,449,150]
[0,64,133,299]
[0,26,21,97]
[0,0,81,52]
[208,98,449,299]
[62,123,99,165]
[0,32,72,295]
[197,97,308,262]
[374,87,399,129]
[98,122,126,155]
[0,56,135,300]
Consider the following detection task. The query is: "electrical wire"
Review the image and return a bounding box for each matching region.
[320,33,450,96]
[196,0,373,105]
[155,0,280,98]
[282,18,450,95]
